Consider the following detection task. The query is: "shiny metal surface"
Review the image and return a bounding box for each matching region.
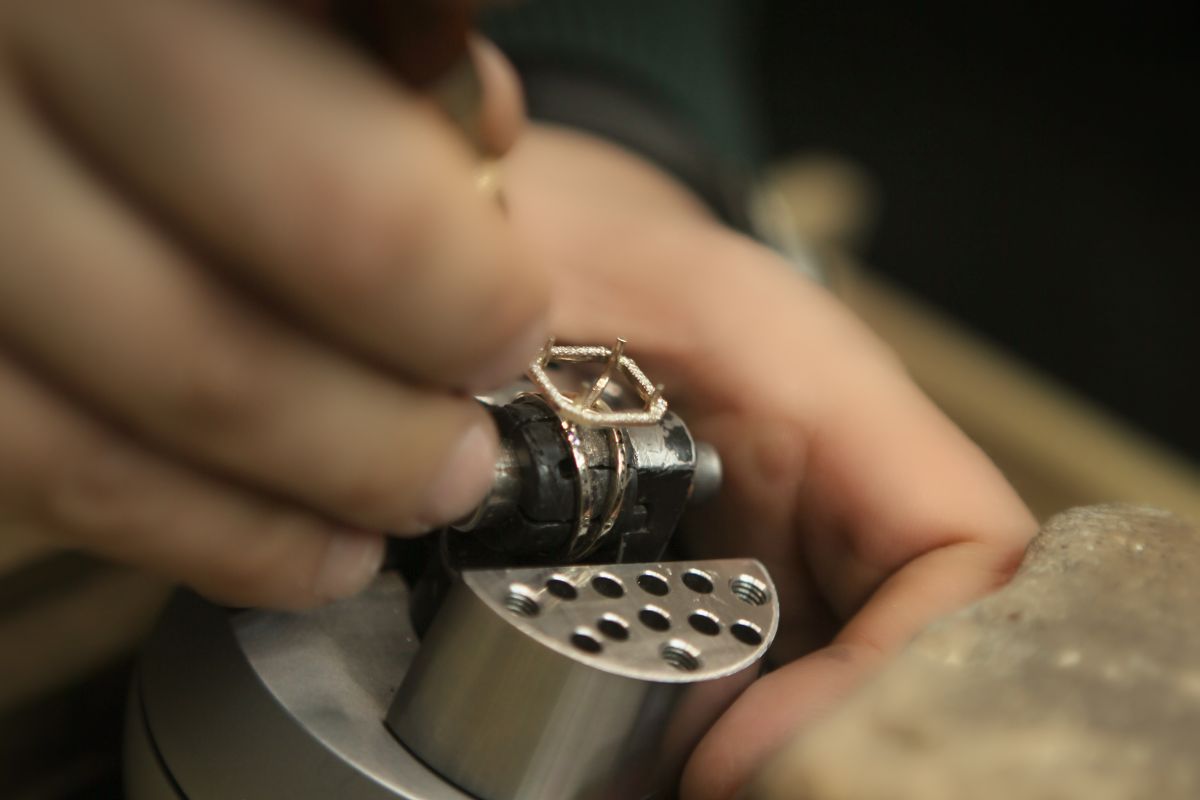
[131,575,470,799]
[691,441,723,504]
[130,564,776,800]
[123,685,183,800]
[451,436,521,532]
[388,559,778,800]
[128,340,762,799]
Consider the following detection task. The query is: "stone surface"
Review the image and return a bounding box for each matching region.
[753,505,1200,800]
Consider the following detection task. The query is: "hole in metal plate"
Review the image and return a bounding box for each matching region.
[682,569,715,594]
[730,620,764,646]
[597,613,630,641]
[545,576,578,600]
[730,575,770,606]
[661,640,701,671]
[636,571,670,596]
[638,606,671,632]
[688,610,721,636]
[570,629,603,654]
[591,573,625,598]
[504,585,540,617]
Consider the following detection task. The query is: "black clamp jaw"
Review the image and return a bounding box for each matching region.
[449,338,719,567]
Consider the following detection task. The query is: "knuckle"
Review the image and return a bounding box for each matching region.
[162,326,274,439]
[436,230,545,378]
[216,527,286,594]
[493,252,549,332]
[462,235,525,311]
[326,466,411,531]
[292,154,443,308]
[211,514,326,608]
[44,439,144,537]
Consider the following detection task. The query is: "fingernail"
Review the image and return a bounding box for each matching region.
[466,319,548,391]
[314,529,385,601]
[419,421,498,528]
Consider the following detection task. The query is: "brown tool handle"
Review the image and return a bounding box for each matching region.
[287,0,486,149]
[321,0,475,89]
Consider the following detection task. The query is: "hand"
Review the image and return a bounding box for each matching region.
[503,125,1037,800]
[0,0,547,608]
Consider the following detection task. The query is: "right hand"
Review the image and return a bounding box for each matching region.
[0,0,547,608]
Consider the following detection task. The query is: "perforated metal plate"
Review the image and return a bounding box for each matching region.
[464,558,778,683]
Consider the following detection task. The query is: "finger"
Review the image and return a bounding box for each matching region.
[681,540,1022,800]
[507,130,1035,602]
[665,244,1034,797]
[494,126,1037,798]
[680,642,883,800]
[507,126,1035,584]
[635,233,1038,616]
[0,349,383,610]
[7,0,547,388]
[505,152,1034,604]
[683,410,841,665]
[0,89,498,534]
[671,245,1033,797]
[471,35,525,156]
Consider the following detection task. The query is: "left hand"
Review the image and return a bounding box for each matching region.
[503,125,1037,800]
[0,0,543,609]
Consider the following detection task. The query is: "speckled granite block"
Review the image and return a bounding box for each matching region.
[752,505,1200,800]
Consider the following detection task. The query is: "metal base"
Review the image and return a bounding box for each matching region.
[127,574,470,800]
[389,559,773,800]
[124,684,183,799]
[127,561,776,800]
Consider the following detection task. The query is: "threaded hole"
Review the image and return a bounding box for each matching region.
[688,610,721,636]
[730,575,770,606]
[636,571,670,596]
[597,613,630,641]
[730,621,764,646]
[682,569,715,594]
[638,606,671,632]
[504,585,540,617]
[545,576,578,600]
[661,640,701,672]
[570,629,603,653]
[591,573,625,598]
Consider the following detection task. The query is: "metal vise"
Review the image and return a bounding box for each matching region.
[125,340,779,800]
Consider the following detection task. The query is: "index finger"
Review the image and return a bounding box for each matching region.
[666,239,1036,799]
[9,0,547,389]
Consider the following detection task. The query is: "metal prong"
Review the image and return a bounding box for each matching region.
[577,338,625,409]
[537,336,556,368]
[526,339,667,427]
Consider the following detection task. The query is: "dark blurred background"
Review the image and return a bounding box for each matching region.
[762,2,1198,461]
